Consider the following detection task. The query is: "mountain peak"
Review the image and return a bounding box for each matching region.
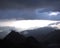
[4,30,26,43]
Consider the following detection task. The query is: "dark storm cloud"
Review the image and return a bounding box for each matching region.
[0,9,36,19]
[0,0,60,10]
[0,0,60,20]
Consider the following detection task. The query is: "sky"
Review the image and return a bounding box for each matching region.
[0,0,60,39]
[0,0,60,20]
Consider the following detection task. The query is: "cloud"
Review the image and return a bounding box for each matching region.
[0,8,60,20]
[35,8,60,20]
[0,19,59,31]
[0,0,60,20]
[48,21,60,29]
[0,0,60,11]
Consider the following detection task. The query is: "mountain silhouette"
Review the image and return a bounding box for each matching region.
[4,30,26,43]
[44,29,60,43]
[42,29,60,48]
[1,30,42,48]
[2,30,27,48]
[21,27,55,41]
[0,28,60,48]
[25,36,41,48]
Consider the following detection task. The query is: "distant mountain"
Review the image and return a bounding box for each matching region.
[41,29,60,48]
[25,36,41,48]
[20,27,55,41]
[26,36,39,44]
[44,29,60,43]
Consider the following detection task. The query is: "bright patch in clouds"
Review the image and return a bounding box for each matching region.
[49,12,60,16]
[0,20,59,31]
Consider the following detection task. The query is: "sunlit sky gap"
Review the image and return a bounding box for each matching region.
[0,20,60,32]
